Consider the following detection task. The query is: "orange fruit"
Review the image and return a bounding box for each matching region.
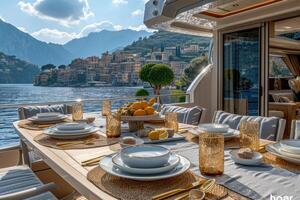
[133,109,147,116]
[140,101,148,109]
[148,97,156,106]
[130,102,142,110]
[145,106,155,115]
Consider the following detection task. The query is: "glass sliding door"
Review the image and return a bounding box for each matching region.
[223,28,261,116]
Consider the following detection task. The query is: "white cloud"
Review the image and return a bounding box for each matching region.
[18,0,94,26]
[78,21,123,37]
[112,0,128,6]
[131,9,143,17]
[0,16,5,22]
[17,27,27,32]
[32,28,77,44]
[128,24,153,32]
[31,21,124,44]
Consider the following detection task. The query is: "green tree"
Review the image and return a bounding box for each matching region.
[58,65,67,70]
[135,88,149,97]
[41,64,56,71]
[181,56,208,87]
[140,63,174,96]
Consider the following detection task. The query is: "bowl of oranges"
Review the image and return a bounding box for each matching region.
[117,98,160,121]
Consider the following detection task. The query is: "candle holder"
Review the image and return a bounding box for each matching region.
[72,103,83,121]
[106,113,121,138]
[102,100,111,116]
[199,132,224,175]
[165,112,178,132]
[240,121,260,151]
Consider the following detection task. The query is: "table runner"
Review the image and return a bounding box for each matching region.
[159,140,300,200]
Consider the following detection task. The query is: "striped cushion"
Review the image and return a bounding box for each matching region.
[160,105,203,125]
[0,165,57,200]
[18,104,69,119]
[213,111,280,141]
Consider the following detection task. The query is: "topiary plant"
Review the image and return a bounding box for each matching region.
[139,63,174,96]
[135,88,149,97]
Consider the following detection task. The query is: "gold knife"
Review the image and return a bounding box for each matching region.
[152,180,205,200]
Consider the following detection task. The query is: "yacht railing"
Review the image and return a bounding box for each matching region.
[0,93,191,109]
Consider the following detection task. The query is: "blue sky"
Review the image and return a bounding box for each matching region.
[0,0,149,44]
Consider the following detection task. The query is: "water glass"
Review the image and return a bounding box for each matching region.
[240,121,260,151]
[72,103,83,121]
[106,113,121,138]
[199,132,224,175]
[165,112,178,132]
[102,100,111,116]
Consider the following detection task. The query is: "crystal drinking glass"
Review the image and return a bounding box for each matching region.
[102,100,111,116]
[199,132,224,175]
[72,103,83,121]
[165,112,179,132]
[240,121,260,151]
[106,113,121,138]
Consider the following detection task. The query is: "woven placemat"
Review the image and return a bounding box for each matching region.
[87,167,238,200]
[18,119,71,131]
[33,133,118,150]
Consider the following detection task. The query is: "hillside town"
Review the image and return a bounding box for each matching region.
[34,44,208,87]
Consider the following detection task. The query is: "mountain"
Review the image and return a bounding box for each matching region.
[124,30,211,56]
[0,19,73,66]
[0,52,39,83]
[64,29,152,58]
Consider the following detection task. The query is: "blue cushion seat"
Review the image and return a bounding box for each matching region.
[214,111,280,141]
[160,105,204,125]
[0,165,57,200]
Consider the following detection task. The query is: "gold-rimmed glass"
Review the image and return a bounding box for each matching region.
[72,103,83,121]
[240,121,260,151]
[106,113,121,138]
[165,112,178,132]
[102,100,111,116]
[199,132,224,175]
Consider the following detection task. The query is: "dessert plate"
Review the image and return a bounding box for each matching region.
[100,154,190,181]
[56,123,86,130]
[112,152,180,175]
[229,150,263,166]
[50,124,93,134]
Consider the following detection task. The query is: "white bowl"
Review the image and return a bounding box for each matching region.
[120,145,170,168]
[112,152,180,174]
[230,150,263,166]
[56,123,86,131]
[198,123,229,133]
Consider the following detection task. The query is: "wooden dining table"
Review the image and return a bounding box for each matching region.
[13,114,297,200]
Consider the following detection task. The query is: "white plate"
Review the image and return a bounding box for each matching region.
[197,123,229,133]
[190,128,239,139]
[56,123,86,131]
[269,143,300,159]
[50,124,93,134]
[112,152,180,175]
[44,127,99,139]
[266,143,300,165]
[280,140,300,154]
[36,112,61,118]
[28,114,68,122]
[100,154,190,181]
[230,150,263,166]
